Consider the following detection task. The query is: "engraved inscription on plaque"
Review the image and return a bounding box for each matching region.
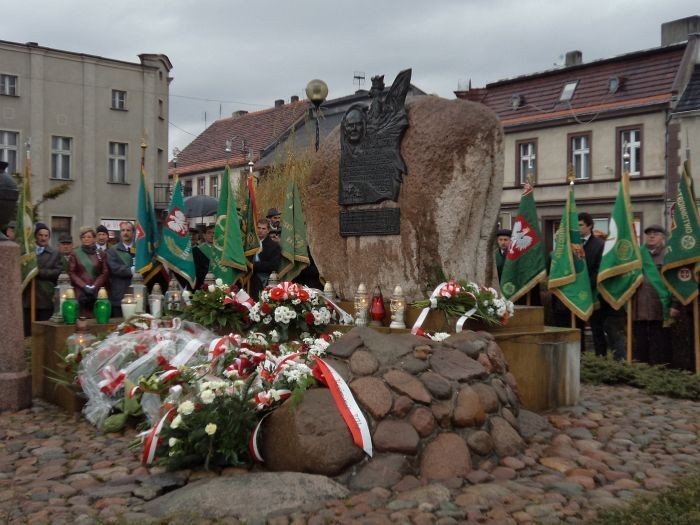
[339,69,412,206]
[339,208,400,237]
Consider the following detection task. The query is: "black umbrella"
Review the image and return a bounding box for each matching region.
[184,195,218,219]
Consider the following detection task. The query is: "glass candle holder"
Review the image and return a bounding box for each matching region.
[93,287,112,324]
[121,293,137,320]
[61,288,78,325]
[354,283,369,327]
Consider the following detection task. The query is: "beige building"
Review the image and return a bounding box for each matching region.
[457,16,700,250]
[0,40,172,243]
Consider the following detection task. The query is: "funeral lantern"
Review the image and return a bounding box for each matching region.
[354,283,370,327]
[148,283,164,318]
[128,271,148,314]
[165,276,182,314]
[93,288,112,324]
[267,271,279,288]
[61,288,79,325]
[50,272,73,323]
[65,317,97,363]
[121,293,137,320]
[369,285,386,326]
[389,285,407,329]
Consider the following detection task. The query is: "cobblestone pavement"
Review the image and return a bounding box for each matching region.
[1,384,699,524]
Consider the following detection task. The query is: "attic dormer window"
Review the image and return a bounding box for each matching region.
[608,75,623,94]
[559,80,578,102]
[510,94,523,110]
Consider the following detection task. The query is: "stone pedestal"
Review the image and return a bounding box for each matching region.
[0,240,32,411]
[31,319,116,413]
[334,304,579,411]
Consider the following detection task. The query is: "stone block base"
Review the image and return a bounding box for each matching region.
[0,371,32,411]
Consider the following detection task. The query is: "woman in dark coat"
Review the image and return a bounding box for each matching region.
[68,226,110,317]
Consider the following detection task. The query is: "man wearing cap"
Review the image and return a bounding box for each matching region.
[632,224,680,365]
[95,225,109,253]
[23,223,63,335]
[266,208,281,231]
[495,228,511,281]
[107,221,136,317]
[69,226,110,317]
[57,234,74,272]
[3,220,16,241]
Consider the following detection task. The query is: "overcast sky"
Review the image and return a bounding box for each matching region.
[4,1,698,155]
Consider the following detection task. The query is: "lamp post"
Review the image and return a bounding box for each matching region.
[305,79,329,152]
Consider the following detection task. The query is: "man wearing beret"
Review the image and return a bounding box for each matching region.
[57,234,73,272]
[495,228,511,281]
[23,223,63,335]
[266,208,281,231]
[95,224,110,253]
[632,224,680,364]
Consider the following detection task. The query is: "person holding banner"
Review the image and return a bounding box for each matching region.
[22,223,62,335]
[632,225,680,365]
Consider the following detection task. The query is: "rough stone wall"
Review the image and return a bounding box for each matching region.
[305,96,504,300]
[261,328,526,486]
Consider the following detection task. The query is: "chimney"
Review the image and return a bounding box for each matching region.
[661,15,700,46]
[274,99,284,107]
[290,95,299,103]
[231,110,248,118]
[565,50,583,67]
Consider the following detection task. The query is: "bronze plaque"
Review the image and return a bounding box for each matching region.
[339,208,400,237]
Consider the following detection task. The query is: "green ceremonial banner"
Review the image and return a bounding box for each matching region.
[278,179,310,281]
[500,182,547,301]
[641,247,671,321]
[135,163,160,276]
[548,183,593,321]
[17,162,37,290]
[156,178,196,287]
[662,161,700,305]
[241,175,260,264]
[597,172,643,309]
[212,165,246,284]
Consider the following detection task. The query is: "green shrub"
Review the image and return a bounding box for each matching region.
[591,468,700,524]
[581,353,700,401]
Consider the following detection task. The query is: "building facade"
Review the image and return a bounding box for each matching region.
[0,40,172,243]
[457,17,700,251]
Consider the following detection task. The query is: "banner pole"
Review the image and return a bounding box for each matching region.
[526,291,531,306]
[694,297,699,375]
[571,311,576,329]
[626,300,633,363]
[31,278,36,323]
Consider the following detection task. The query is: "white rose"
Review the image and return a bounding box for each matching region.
[168,437,178,447]
[170,414,182,429]
[205,423,217,435]
[215,278,223,286]
[177,400,195,415]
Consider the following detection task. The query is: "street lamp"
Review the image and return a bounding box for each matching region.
[305,79,329,152]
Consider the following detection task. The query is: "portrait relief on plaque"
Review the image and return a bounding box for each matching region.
[339,68,412,206]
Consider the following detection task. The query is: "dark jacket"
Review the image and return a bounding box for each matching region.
[495,248,506,280]
[106,242,134,306]
[22,245,63,310]
[250,237,281,299]
[633,245,666,321]
[583,234,604,292]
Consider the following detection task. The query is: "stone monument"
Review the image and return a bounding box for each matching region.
[0,161,32,411]
[305,71,504,300]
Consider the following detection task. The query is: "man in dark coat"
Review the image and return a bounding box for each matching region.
[23,223,63,335]
[495,228,511,281]
[58,234,73,272]
[250,219,281,300]
[106,221,136,317]
[192,224,214,290]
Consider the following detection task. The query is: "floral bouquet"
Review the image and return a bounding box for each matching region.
[248,282,332,341]
[179,278,254,334]
[411,279,515,329]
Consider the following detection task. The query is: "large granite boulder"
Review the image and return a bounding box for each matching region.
[305,96,504,300]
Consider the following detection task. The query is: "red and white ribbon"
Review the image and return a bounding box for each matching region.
[254,388,292,410]
[141,408,174,465]
[309,288,354,324]
[268,282,311,302]
[455,307,478,332]
[170,338,205,368]
[223,289,255,310]
[312,357,372,457]
[411,280,466,335]
[158,369,181,384]
[249,413,271,462]
[98,365,126,395]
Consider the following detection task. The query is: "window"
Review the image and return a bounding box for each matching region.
[516,139,537,184]
[0,74,18,96]
[51,216,72,249]
[51,136,72,180]
[569,132,591,180]
[0,130,19,173]
[197,177,205,195]
[618,127,642,176]
[111,90,127,110]
[183,180,193,197]
[158,99,164,120]
[108,142,128,183]
[559,81,579,103]
[210,175,218,198]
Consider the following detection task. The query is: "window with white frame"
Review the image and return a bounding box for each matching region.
[517,141,537,184]
[620,128,641,176]
[0,130,19,173]
[51,136,72,180]
[571,134,591,180]
[197,178,205,195]
[210,175,218,198]
[183,179,193,197]
[0,74,18,96]
[111,90,127,110]
[108,142,128,183]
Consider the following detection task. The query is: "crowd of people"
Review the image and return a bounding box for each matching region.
[494,213,695,372]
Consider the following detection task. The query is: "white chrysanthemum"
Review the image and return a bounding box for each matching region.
[205,423,217,435]
[170,414,182,429]
[263,316,272,324]
[200,389,216,404]
[215,278,223,286]
[168,437,178,447]
[177,400,195,415]
[269,329,280,343]
[292,298,301,305]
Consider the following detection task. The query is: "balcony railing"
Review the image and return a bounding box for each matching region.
[153,183,171,210]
